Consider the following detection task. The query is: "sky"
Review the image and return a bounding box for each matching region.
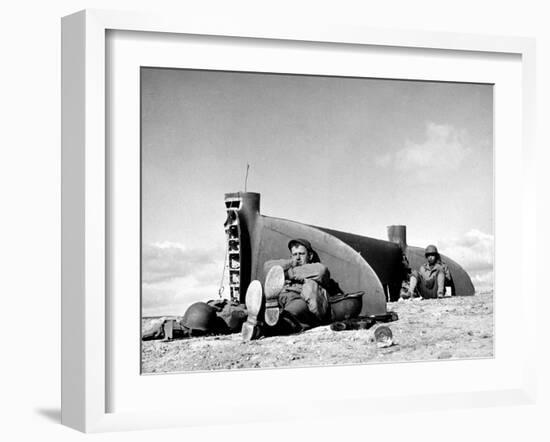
[141,68,494,316]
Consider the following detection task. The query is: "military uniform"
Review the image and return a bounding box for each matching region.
[403,244,453,300]
[263,259,332,328]
[411,261,451,299]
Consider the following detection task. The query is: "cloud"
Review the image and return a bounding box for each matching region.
[142,279,221,317]
[141,241,227,316]
[470,270,494,293]
[374,153,392,168]
[376,122,471,174]
[142,241,223,284]
[439,229,494,292]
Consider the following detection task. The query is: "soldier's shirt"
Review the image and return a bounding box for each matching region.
[418,262,451,282]
[263,259,330,294]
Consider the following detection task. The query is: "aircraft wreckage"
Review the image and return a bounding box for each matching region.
[224,191,475,318]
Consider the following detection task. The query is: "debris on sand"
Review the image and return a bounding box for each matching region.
[141,291,493,373]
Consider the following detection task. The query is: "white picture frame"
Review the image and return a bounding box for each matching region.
[61,9,537,433]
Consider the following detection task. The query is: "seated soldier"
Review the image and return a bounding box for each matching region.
[404,244,451,299]
[242,238,338,341]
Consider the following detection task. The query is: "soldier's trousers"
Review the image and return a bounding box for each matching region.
[410,269,446,299]
[278,280,330,327]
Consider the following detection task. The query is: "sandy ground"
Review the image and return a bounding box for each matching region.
[141,291,493,374]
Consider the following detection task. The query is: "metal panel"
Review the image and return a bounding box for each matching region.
[256,216,388,316]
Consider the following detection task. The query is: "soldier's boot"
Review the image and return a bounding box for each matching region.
[242,280,263,341]
[264,265,285,326]
[161,319,175,342]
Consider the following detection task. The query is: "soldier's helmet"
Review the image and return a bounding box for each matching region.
[288,238,321,263]
[424,244,439,256]
[181,302,218,332]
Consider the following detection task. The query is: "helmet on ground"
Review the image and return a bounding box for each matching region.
[181,302,218,331]
[329,292,363,321]
[424,244,439,256]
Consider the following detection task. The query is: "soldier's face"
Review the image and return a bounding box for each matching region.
[291,245,310,267]
[426,253,437,265]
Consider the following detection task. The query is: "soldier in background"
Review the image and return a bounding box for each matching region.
[402,244,452,300]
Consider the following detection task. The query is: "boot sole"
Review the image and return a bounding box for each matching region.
[242,280,263,341]
[264,265,285,326]
[241,321,260,341]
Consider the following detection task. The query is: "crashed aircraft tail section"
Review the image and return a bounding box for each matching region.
[224,192,475,315]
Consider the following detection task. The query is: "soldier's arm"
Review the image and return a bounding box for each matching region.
[436,269,445,297]
[287,263,330,285]
[441,263,452,281]
[263,259,293,275]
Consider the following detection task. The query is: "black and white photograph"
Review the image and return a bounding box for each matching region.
[140,68,494,373]
[3,0,548,439]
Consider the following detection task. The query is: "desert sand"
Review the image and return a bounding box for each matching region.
[141,291,493,374]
